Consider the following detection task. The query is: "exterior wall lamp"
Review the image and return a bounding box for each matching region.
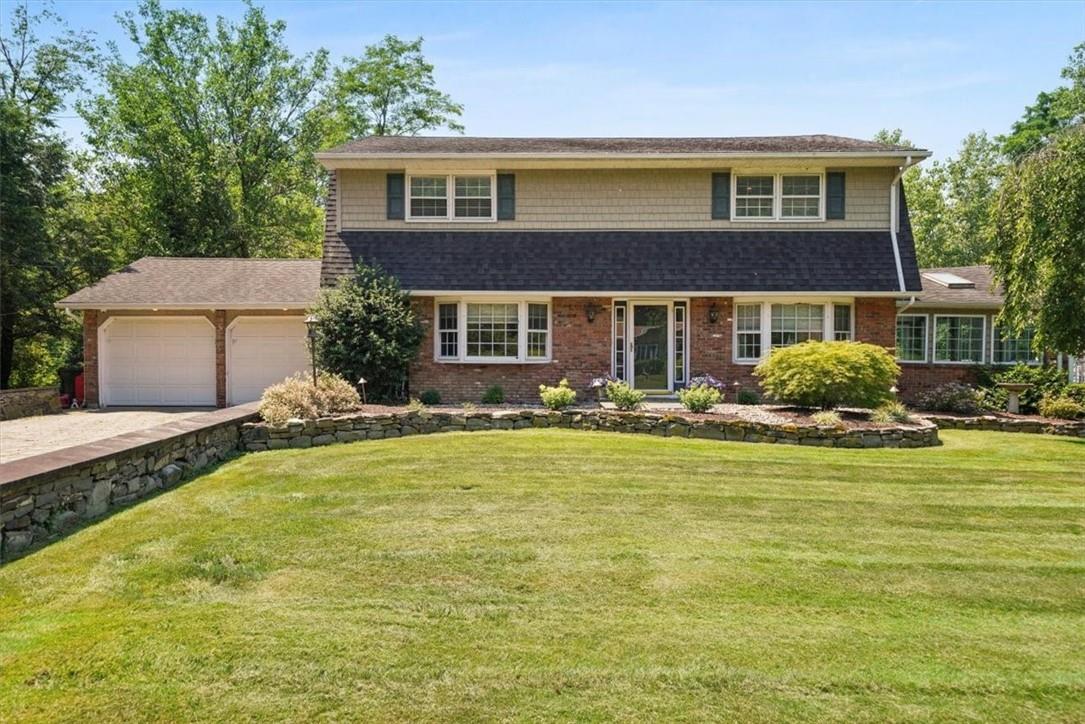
[584,303,603,323]
[708,302,720,324]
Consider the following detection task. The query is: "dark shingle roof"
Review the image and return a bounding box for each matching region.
[58,257,321,309]
[915,265,1003,307]
[322,229,922,293]
[321,134,926,156]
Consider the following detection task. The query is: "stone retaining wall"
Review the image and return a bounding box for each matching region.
[1,406,256,561]
[0,386,60,421]
[924,415,1085,437]
[241,409,940,452]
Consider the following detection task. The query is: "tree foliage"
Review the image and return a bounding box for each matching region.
[311,264,424,403]
[989,124,1085,356]
[0,2,104,387]
[999,43,1085,160]
[331,35,463,139]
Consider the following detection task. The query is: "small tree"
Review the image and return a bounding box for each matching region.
[754,341,900,410]
[312,263,423,402]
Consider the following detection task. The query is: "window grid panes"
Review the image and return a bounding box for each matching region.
[896,315,927,362]
[409,176,448,218]
[438,303,458,358]
[735,176,774,218]
[833,304,852,341]
[453,175,492,218]
[934,316,985,363]
[674,305,686,384]
[735,303,762,360]
[993,326,1039,365]
[466,303,519,359]
[614,305,626,380]
[771,303,824,347]
[781,175,821,219]
[527,303,548,359]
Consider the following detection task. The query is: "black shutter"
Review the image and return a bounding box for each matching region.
[386,173,405,220]
[711,172,730,220]
[497,173,515,220]
[826,171,846,219]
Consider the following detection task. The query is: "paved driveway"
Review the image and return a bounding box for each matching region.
[0,408,211,464]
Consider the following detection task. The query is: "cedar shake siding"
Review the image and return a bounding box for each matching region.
[336,167,898,231]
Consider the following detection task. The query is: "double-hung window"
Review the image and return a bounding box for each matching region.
[770,303,824,347]
[992,325,1040,365]
[733,173,824,221]
[896,314,928,362]
[734,300,853,363]
[734,303,763,362]
[408,174,495,221]
[933,315,985,363]
[832,304,853,341]
[436,300,550,362]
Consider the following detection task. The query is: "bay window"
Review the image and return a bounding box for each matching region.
[408,173,495,221]
[733,300,855,363]
[933,315,985,363]
[435,300,550,362]
[992,325,1040,365]
[895,314,928,362]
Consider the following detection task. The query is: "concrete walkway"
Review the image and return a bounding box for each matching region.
[0,408,211,464]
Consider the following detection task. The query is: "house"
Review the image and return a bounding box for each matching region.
[61,134,953,406]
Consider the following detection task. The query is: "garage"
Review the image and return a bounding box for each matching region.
[100,317,217,406]
[227,316,311,404]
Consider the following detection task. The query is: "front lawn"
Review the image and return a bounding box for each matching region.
[2,430,1083,721]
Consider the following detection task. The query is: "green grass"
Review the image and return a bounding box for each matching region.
[2,430,1084,722]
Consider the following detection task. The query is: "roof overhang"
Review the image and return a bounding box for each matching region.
[404,289,913,298]
[317,150,932,172]
[55,301,313,311]
[898,301,1002,310]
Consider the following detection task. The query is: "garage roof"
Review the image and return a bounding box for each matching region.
[57,257,322,310]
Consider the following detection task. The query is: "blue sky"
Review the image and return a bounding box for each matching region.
[15,0,1085,160]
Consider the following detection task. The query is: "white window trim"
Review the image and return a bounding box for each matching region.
[407,172,497,223]
[991,323,1041,366]
[732,298,854,364]
[895,313,929,364]
[932,314,987,365]
[731,171,826,223]
[433,298,551,363]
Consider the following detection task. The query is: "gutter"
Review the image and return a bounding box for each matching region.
[889,155,920,292]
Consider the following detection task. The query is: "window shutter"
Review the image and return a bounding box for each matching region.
[826,171,846,219]
[386,173,405,220]
[711,172,731,220]
[497,173,515,220]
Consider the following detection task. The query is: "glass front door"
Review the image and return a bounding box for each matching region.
[632,304,669,391]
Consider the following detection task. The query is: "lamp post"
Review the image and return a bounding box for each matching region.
[304,314,320,387]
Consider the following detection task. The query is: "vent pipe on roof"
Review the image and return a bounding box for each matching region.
[889,155,918,292]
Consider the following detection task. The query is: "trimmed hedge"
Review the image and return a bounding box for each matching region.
[755,341,899,410]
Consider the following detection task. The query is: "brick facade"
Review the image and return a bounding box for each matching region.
[82,310,100,407]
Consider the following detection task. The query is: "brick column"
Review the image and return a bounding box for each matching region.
[214,310,227,407]
[855,297,896,351]
[82,310,99,407]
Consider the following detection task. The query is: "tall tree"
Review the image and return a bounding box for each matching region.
[82,0,332,259]
[989,124,1085,355]
[331,35,464,139]
[999,43,1085,160]
[0,2,101,388]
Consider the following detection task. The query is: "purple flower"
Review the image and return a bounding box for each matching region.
[688,374,726,391]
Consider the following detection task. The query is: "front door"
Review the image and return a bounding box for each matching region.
[631,303,670,391]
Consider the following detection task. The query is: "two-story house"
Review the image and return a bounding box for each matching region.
[68,134,1026,408]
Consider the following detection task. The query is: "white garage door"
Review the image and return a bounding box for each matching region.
[227,317,310,404]
[102,317,216,406]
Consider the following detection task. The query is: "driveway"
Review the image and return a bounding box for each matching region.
[0,408,211,464]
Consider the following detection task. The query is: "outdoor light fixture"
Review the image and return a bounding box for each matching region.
[357,377,368,405]
[584,303,602,323]
[304,314,321,386]
[708,302,720,324]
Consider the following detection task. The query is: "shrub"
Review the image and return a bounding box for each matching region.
[259,372,361,426]
[461,401,478,414]
[811,409,842,427]
[311,263,424,403]
[678,384,722,413]
[407,397,426,412]
[870,400,912,424]
[1038,396,1085,420]
[481,385,505,405]
[606,380,645,410]
[736,388,760,405]
[754,341,899,410]
[419,389,441,405]
[539,378,577,410]
[1062,383,1085,406]
[977,364,1067,414]
[915,382,984,415]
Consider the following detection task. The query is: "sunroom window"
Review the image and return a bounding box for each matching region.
[896,314,928,362]
[993,325,1040,365]
[734,176,774,218]
[934,315,985,363]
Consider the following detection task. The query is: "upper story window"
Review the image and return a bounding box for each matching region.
[408,174,495,222]
[732,173,824,222]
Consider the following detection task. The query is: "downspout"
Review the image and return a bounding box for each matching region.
[889,155,919,292]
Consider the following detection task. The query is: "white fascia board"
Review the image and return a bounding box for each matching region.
[54,301,314,310]
[407,289,912,298]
